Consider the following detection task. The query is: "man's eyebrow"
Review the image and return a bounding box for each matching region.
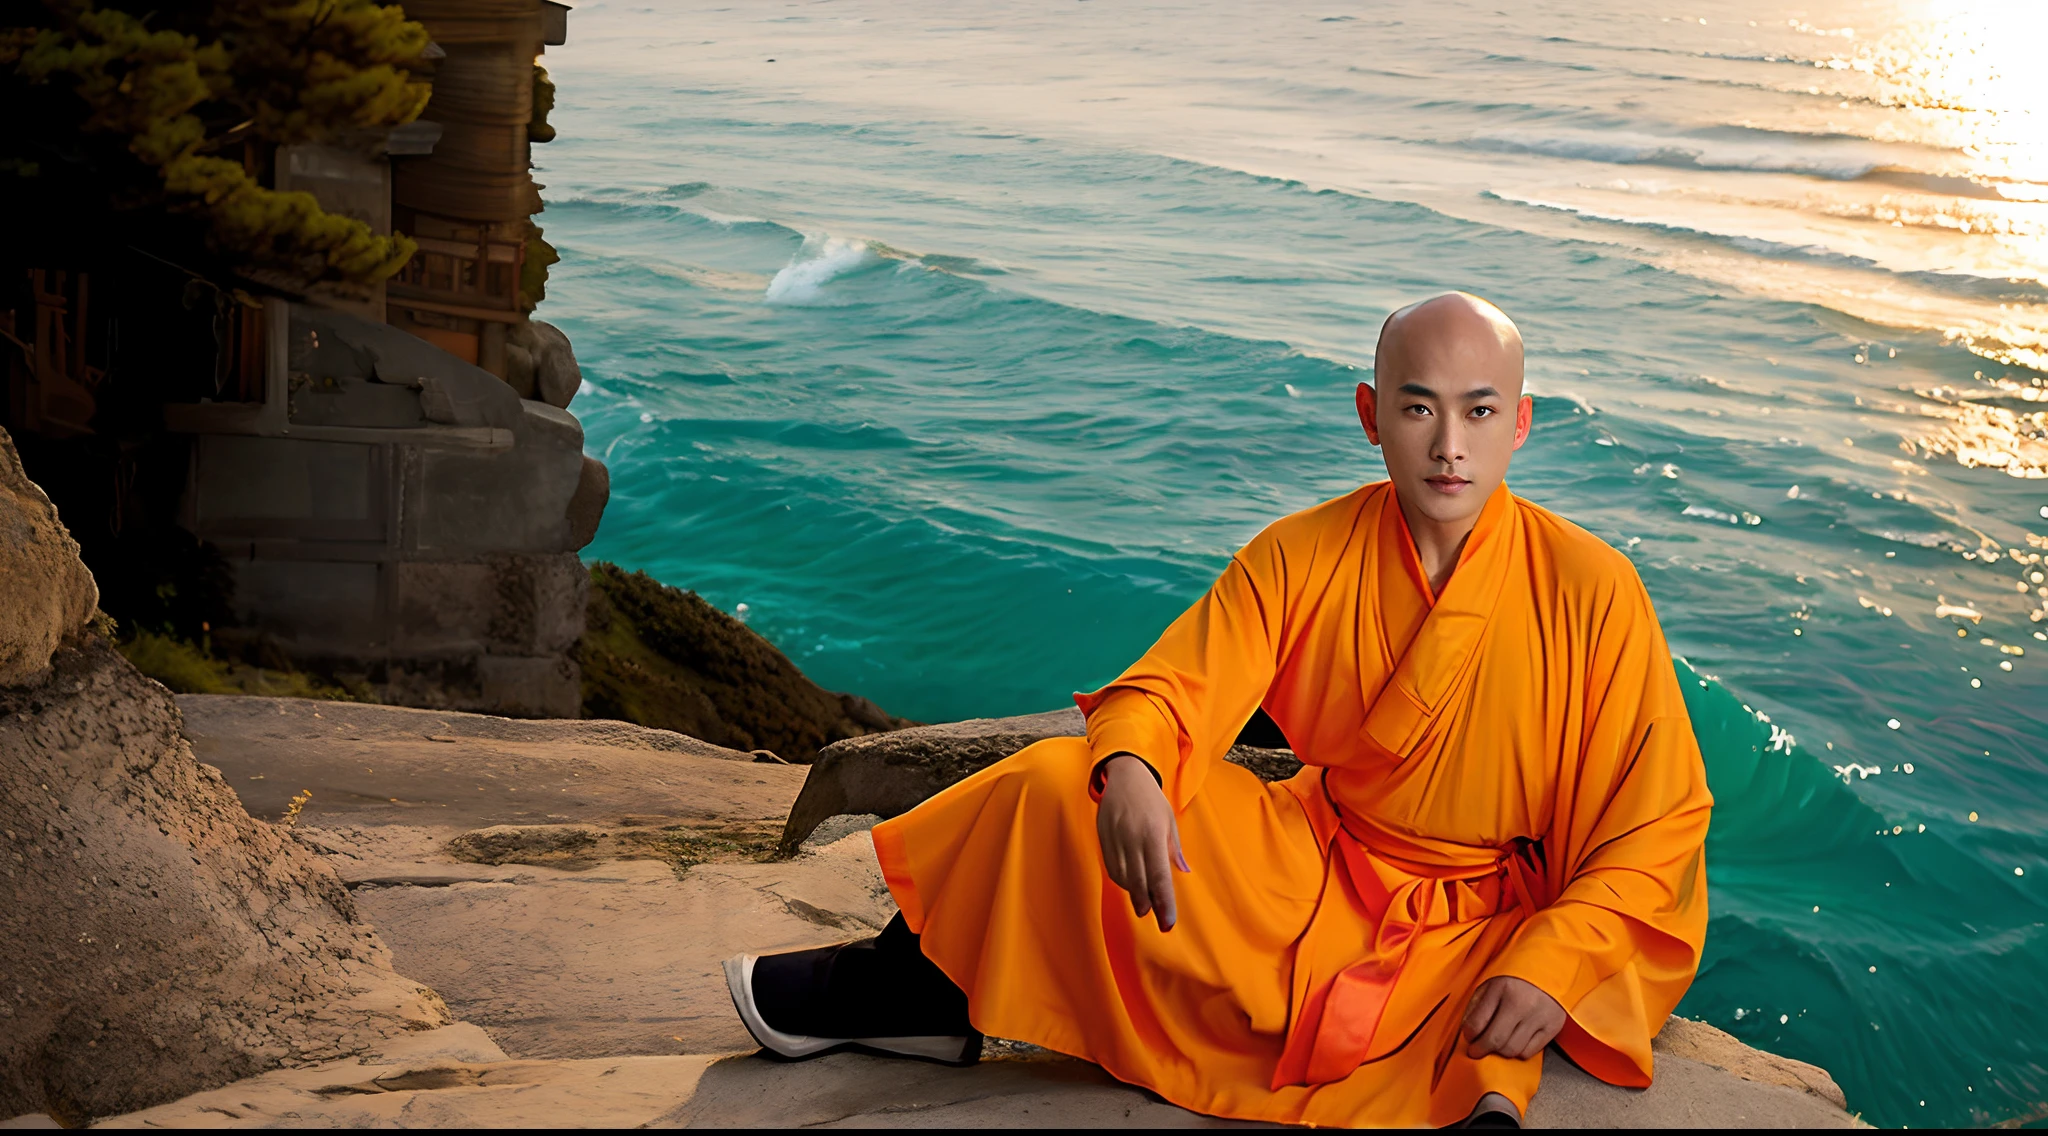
[1397,382,1502,400]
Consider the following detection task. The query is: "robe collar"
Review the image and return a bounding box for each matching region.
[1362,481,1521,760]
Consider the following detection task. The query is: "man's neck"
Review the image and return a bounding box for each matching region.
[1394,491,1479,599]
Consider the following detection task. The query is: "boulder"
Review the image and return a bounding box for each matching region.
[0,634,450,1125]
[0,427,98,687]
[0,481,448,1126]
[566,455,610,550]
[777,708,1301,854]
[528,320,582,409]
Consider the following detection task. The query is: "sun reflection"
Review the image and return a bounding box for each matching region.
[1909,377,2048,479]
[1857,3,2048,189]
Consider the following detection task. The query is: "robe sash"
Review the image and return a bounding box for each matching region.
[1272,772,1552,1089]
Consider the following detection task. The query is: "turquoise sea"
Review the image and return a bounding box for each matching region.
[535,2,2047,1125]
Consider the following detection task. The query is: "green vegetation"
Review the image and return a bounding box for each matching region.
[522,224,558,308]
[118,628,366,700]
[580,561,913,762]
[2,0,431,284]
[529,63,555,144]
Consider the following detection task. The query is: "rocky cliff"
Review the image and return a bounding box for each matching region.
[0,427,446,1125]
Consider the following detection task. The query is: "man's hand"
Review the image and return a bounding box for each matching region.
[1095,753,1191,932]
[1462,976,1565,1060]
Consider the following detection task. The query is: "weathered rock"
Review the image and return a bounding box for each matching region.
[0,638,448,1125]
[97,1040,1862,1129]
[1654,1016,1848,1110]
[504,341,539,401]
[566,455,610,550]
[778,708,1301,854]
[172,695,868,1061]
[528,319,582,409]
[581,562,918,764]
[90,693,1856,1130]
[0,426,97,688]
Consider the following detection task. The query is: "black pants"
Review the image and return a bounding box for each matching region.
[754,912,975,1038]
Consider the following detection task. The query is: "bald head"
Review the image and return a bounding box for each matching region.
[1374,292,1524,394]
[1356,292,1532,537]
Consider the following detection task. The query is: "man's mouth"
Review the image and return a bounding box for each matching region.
[1424,474,1471,493]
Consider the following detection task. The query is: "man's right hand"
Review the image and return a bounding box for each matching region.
[1095,753,1191,932]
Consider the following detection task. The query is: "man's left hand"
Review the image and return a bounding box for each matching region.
[1462,976,1565,1060]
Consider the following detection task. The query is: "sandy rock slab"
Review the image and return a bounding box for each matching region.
[98,1035,1856,1129]
[175,696,887,1060]
[122,695,1861,1129]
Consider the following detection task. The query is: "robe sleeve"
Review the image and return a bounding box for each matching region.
[1073,540,1285,812]
[1482,568,1714,1088]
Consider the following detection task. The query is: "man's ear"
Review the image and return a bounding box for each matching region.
[1356,382,1381,446]
[1511,394,1533,451]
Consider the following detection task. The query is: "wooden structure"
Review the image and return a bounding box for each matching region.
[387,0,569,377]
[2,272,107,438]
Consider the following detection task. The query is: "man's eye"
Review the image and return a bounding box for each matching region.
[1408,405,1432,416]
[1471,406,1495,418]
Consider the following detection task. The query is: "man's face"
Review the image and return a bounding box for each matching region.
[1355,315,1531,529]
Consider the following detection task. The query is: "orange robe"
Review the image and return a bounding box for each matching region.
[871,481,1712,1127]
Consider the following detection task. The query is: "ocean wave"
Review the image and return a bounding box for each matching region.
[1464,127,1928,183]
[1463,125,2042,201]
[549,194,787,231]
[764,236,892,304]
[1487,192,2048,302]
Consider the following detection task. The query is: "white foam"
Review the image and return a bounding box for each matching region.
[765,236,881,305]
[1467,128,1891,181]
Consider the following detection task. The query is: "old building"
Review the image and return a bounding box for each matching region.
[5,0,604,718]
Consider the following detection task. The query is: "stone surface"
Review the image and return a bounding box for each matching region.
[0,643,446,1126]
[566,454,610,551]
[0,427,97,688]
[179,304,603,718]
[580,562,918,764]
[96,1021,1859,1129]
[1653,1016,1847,1110]
[174,695,892,1059]
[528,319,583,410]
[90,695,1861,1129]
[780,708,1301,853]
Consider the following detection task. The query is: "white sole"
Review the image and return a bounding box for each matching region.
[722,954,978,1064]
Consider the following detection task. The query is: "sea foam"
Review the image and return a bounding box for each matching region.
[766,236,883,305]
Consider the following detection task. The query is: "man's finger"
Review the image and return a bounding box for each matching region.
[1169,817,1191,874]
[1100,833,1128,894]
[1463,980,1503,1040]
[1473,1003,1520,1058]
[1503,1018,1545,1061]
[1148,844,1178,932]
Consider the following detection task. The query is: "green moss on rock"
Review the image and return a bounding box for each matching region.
[580,562,914,763]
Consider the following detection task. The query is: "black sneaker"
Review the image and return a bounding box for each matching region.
[723,953,983,1065]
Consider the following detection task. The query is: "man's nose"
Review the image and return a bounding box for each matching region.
[1432,416,1467,466]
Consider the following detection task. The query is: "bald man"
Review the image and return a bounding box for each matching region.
[727,294,1712,1129]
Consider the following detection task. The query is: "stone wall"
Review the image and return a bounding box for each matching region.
[167,303,605,716]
